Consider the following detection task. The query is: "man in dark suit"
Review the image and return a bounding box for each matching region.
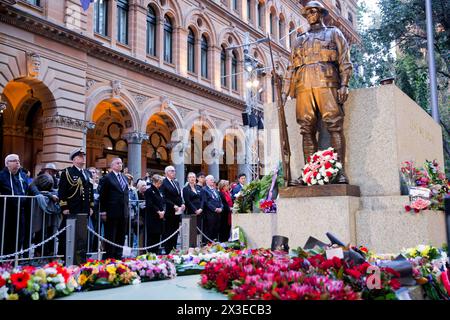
[231,173,247,201]
[160,165,185,254]
[98,157,129,259]
[202,175,223,242]
[58,148,94,264]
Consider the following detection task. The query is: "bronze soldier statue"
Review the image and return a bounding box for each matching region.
[286,1,353,183]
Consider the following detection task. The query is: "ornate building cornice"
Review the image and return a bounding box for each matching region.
[0,4,246,110]
[43,114,94,131]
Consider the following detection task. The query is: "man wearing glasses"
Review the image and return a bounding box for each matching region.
[0,154,38,255]
[286,1,353,183]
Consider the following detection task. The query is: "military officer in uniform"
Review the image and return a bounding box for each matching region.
[286,1,353,183]
[57,148,94,264]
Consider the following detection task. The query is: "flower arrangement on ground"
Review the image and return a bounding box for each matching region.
[199,248,401,300]
[402,245,449,300]
[301,148,342,186]
[0,262,78,300]
[122,256,176,282]
[76,258,140,290]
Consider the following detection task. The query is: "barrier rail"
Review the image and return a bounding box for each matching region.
[0,194,62,265]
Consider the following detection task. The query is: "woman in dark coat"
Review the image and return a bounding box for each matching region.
[144,174,165,254]
[218,180,233,242]
[182,172,204,244]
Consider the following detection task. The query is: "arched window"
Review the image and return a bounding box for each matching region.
[269,12,274,36]
[221,46,227,87]
[146,6,157,56]
[279,16,285,45]
[231,50,238,91]
[336,0,342,13]
[163,15,173,63]
[289,23,295,48]
[187,28,195,73]
[117,0,128,44]
[201,35,208,78]
[257,2,264,29]
[94,0,108,36]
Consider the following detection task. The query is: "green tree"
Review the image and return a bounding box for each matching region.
[350,0,450,176]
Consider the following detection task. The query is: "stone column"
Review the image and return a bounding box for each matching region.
[123,131,149,180]
[207,149,221,181]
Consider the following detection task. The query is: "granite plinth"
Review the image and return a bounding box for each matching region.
[280,184,361,198]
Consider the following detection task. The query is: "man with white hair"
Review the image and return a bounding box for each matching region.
[0,154,38,255]
[160,165,185,253]
[202,175,223,242]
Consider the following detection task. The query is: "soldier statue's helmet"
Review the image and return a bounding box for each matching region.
[301,1,329,17]
[69,148,86,160]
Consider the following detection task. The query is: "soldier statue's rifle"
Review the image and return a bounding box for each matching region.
[267,36,292,187]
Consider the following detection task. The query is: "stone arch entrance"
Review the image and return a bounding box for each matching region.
[144,112,176,176]
[1,78,54,176]
[86,100,134,174]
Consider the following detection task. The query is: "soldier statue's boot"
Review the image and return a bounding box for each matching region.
[330,131,349,184]
[302,132,318,164]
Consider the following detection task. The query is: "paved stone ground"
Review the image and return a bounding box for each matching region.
[61,275,227,300]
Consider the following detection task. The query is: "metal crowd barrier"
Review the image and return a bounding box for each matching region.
[0,194,65,266]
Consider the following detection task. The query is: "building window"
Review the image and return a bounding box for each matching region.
[348,12,354,25]
[201,35,208,78]
[231,51,238,91]
[117,0,128,44]
[221,46,227,87]
[279,16,285,44]
[26,0,40,6]
[164,15,173,63]
[146,6,157,56]
[269,12,274,36]
[233,0,238,11]
[289,23,295,48]
[336,0,342,13]
[187,28,195,73]
[94,0,108,36]
[271,75,275,102]
[247,0,251,21]
[257,2,263,29]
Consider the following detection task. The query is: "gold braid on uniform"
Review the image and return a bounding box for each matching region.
[64,168,84,199]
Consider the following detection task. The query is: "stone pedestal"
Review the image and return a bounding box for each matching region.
[234,85,447,254]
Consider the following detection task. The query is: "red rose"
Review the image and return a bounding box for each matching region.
[0,277,6,287]
[216,277,228,292]
[313,172,318,177]
[326,171,332,177]
[414,208,420,213]
[325,162,332,169]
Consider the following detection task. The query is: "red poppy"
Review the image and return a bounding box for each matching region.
[11,272,30,291]
[389,279,401,290]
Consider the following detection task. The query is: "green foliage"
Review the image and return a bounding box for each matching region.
[351,0,449,177]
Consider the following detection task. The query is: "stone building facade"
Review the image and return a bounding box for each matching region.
[0,0,358,183]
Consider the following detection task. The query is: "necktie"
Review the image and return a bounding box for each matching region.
[171,180,179,194]
[118,173,127,190]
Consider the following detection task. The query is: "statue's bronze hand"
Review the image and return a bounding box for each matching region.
[337,86,349,104]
